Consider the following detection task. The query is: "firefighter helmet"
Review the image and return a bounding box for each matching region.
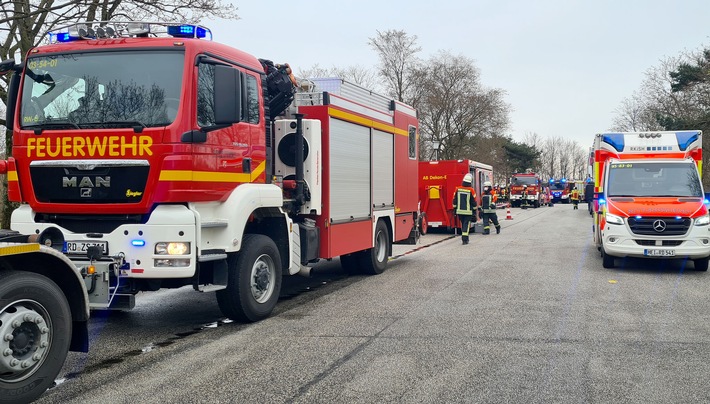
[483,181,492,187]
[463,173,473,184]
[523,184,528,188]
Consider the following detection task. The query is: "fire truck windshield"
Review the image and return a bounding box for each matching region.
[607,162,702,198]
[20,50,184,129]
[511,176,538,186]
[549,182,566,191]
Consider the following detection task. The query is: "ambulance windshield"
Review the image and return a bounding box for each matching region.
[607,161,702,198]
[20,50,184,129]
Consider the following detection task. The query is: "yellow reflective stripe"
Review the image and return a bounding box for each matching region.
[329,108,408,136]
[0,243,40,256]
[7,170,17,181]
[159,161,265,183]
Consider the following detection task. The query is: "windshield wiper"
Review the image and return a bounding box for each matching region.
[101,120,147,133]
[25,120,81,134]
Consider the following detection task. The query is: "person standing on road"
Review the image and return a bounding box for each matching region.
[521,184,529,209]
[570,187,580,210]
[452,173,477,245]
[480,181,501,235]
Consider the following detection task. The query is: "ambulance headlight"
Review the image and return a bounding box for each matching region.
[155,242,190,255]
[696,215,710,226]
[605,213,624,225]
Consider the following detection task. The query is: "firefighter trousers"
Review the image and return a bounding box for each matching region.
[482,212,500,234]
[572,199,579,209]
[458,214,473,244]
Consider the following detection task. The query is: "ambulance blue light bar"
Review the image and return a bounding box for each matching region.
[602,133,625,152]
[676,131,700,151]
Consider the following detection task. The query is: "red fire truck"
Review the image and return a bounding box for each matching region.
[592,131,710,270]
[548,178,570,204]
[0,21,420,402]
[509,171,543,208]
[418,159,493,233]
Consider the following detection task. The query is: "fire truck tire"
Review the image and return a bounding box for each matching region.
[694,257,709,271]
[359,220,390,275]
[601,247,615,269]
[419,214,428,236]
[216,234,282,323]
[340,253,361,275]
[0,270,72,404]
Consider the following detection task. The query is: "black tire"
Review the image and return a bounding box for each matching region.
[340,253,360,275]
[601,247,614,269]
[694,257,709,271]
[216,234,282,322]
[0,270,72,404]
[359,220,391,275]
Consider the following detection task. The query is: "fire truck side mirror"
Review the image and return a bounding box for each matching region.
[213,64,242,125]
[0,58,16,74]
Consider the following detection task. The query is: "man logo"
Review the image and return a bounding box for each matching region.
[653,220,667,233]
[80,188,92,198]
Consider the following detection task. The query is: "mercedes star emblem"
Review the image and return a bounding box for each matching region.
[653,220,667,233]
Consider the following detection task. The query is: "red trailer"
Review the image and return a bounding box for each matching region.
[418,159,493,233]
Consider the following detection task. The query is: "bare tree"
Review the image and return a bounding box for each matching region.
[415,51,510,163]
[610,93,661,131]
[368,29,421,103]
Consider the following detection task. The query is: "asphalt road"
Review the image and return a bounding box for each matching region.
[35,203,710,403]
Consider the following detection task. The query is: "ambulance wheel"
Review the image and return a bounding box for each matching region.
[340,253,360,275]
[419,214,428,235]
[217,234,282,322]
[0,270,72,404]
[694,257,709,271]
[359,220,390,275]
[601,247,614,269]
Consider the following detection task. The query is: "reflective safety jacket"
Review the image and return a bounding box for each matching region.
[571,189,579,201]
[481,193,497,213]
[453,186,477,215]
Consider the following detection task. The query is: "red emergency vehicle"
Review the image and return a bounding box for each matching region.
[509,172,543,208]
[0,21,420,401]
[592,131,710,270]
[548,178,570,203]
[418,159,493,233]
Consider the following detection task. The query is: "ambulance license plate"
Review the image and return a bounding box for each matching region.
[644,249,675,257]
[65,241,108,255]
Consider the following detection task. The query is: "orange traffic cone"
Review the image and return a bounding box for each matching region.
[505,205,513,220]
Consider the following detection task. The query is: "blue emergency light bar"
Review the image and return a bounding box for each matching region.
[47,21,213,43]
[676,131,700,151]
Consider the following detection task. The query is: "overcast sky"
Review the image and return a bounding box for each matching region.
[204,0,709,147]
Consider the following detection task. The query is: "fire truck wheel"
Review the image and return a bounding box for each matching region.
[694,257,709,271]
[340,254,361,275]
[0,270,72,404]
[419,214,428,236]
[601,247,615,269]
[216,234,282,323]
[359,220,390,275]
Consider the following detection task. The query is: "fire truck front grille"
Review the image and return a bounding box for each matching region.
[30,165,149,204]
[627,217,691,236]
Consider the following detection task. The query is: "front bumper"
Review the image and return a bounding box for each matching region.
[11,204,197,278]
[602,221,710,259]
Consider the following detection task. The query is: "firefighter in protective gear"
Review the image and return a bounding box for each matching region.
[570,187,580,210]
[521,184,529,209]
[480,181,501,234]
[452,173,477,244]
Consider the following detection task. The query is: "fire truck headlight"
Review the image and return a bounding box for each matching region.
[605,213,624,225]
[695,215,710,226]
[155,242,190,255]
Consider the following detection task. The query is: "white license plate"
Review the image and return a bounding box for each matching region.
[65,241,108,255]
[644,249,675,257]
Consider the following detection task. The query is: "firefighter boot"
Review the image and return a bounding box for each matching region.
[496,225,501,234]
[483,228,490,235]
[462,235,469,245]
